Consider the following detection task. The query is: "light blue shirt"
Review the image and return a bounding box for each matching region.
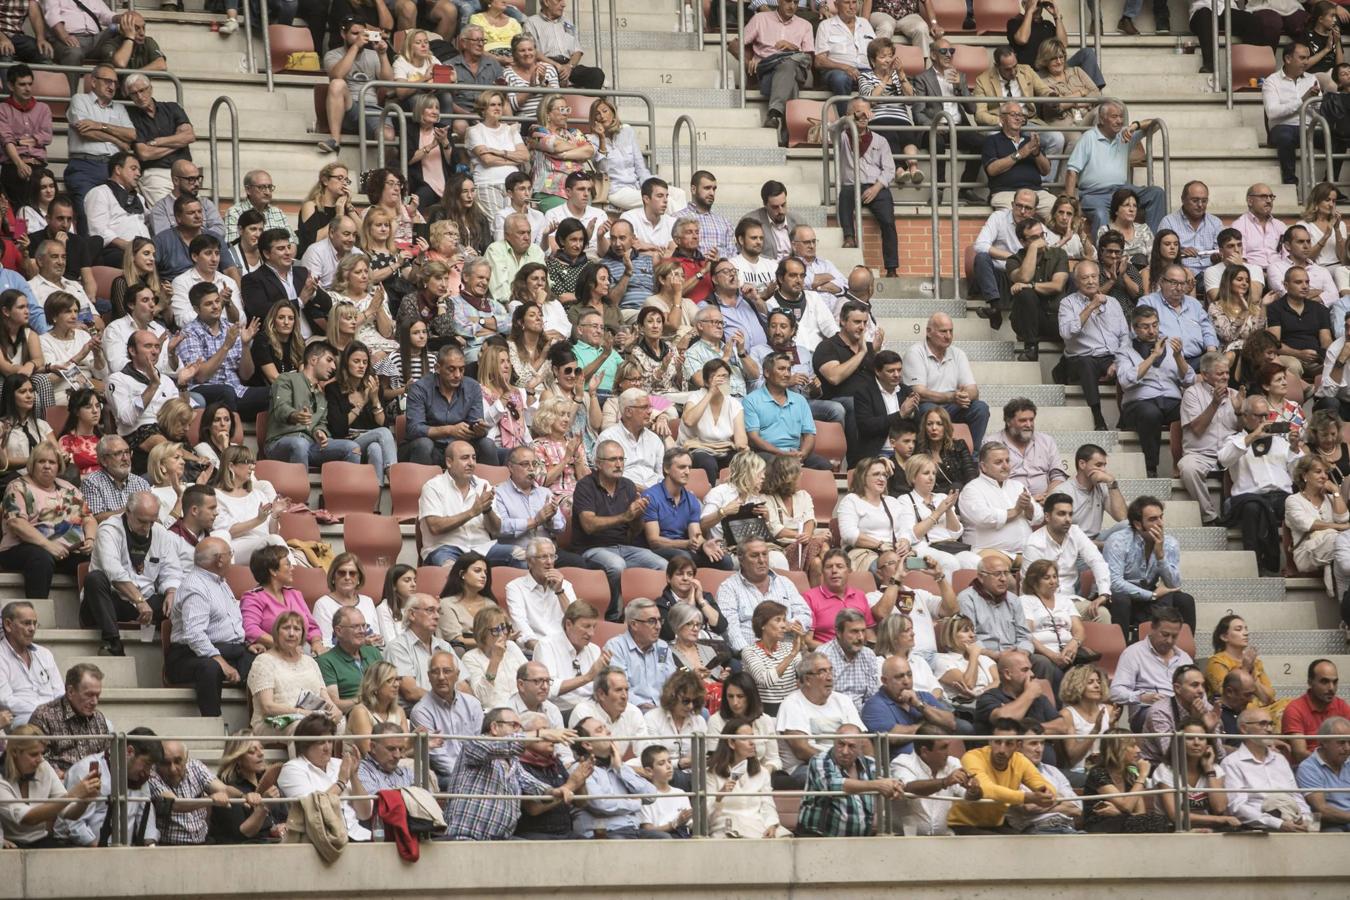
[1058,291,1130,358]
[1136,293,1218,359]
[1066,126,1142,193]
[1102,528,1182,604]
[5,268,44,333]
[1330,295,1350,340]
[716,571,811,653]
[1159,211,1224,274]
[603,631,676,709]
[713,292,769,352]
[492,477,565,546]
[1296,749,1350,829]
[573,762,657,836]
[742,386,815,453]
[1114,340,1195,404]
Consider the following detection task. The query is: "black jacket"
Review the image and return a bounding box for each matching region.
[850,377,915,465]
[241,264,330,330]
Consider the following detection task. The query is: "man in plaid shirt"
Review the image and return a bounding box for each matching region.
[175,282,270,417]
[147,740,246,844]
[443,707,577,840]
[796,725,904,837]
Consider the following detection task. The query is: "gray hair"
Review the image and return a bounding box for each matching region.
[666,601,702,633]
[1243,395,1271,415]
[462,257,492,280]
[520,712,549,731]
[1,600,34,622]
[243,169,270,189]
[503,212,530,232]
[834,608,866,635]
[525,537,556,559]
[193,540,230,568]
[332,605,362,630]
[1197,350,1227,374]
[123,73,151,93]
[96,433,129,461]
[1099,99,1124,117]
[794,651,829,681]
[624,597,658,625]
[673,216,699,237]
[128,491,160,519]
[1317,716,1350,736]
[617,387,649,412]
[978,440,1009,464]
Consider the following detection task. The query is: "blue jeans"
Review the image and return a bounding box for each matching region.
[918,400,990,448]
[1268,123,1301,182]
[264,434,361,466]
[424,542,521,567]
[971,251,1008,305]
[583,544,668,618]
[354,428,398,484]
[1068,48,1105,89]
[64,157,111,228]
[809,398,845,424]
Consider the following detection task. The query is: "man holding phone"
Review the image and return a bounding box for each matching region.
[319,17,394,155]
[1218,395,1301,577]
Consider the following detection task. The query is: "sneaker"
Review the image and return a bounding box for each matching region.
[317,137,340,154]
[219,17,239,34]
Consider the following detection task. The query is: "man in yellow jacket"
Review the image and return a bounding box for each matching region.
[949,717,1058,833]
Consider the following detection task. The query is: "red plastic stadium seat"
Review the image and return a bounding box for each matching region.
[953,423,974,454]
[292,566,330,610]
[313,83,329,134]
[32,71,70,119]
[697,567,735,596]
[562,567,610,609]
[799,468,839,526]
[593,620,626,647]
[43,406,68,435]
[895,43,925,76]
[343,512,402,566]
[254,460,311,506]
[416,565,449,597]
[269,25,320,76]
[563,94,596,130]
[974,0,1020,33]
[1136,622,1198,659]
[847,571,876,593]
[903,571,942,595]
[952,45,990,80]
[1231,44,1277,90]
[390,463,441,521]
[786,98,824,148]
[963,244,976,280]
[813,421,846,470]
[687,468,712,500]
[782,570,810,594]
[620,569,668,606]
[278,512,321,543]
[929,0,969,31]
[1169,421,1184,469]
[477,464,509,485]
[226,565,256,598]
[1082,621,1126,676]
[774,794,802,831]
[321,461,380,515]
[951,569,979,595]
[491,567,529,601]
[91,266,120,304]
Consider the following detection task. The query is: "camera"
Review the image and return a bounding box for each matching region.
[1264,421,1293,434]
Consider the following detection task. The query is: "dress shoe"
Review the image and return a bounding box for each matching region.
[99,639,125,657]
[1015,344,1039,362]
[974,306,1003,331]
[1117,16,1139,35]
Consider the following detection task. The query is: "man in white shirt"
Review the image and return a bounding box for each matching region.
[568,666,648,761]
[504,537,579,653]
[902,313,991,446]
[84,492,180,657]
[1203,228,1267,303]
[542,171,607,255]
[105,330,183,438]
[299,214,362,289]
[1218,395,1301,576]
[83,151,150,267]
[168,234,242,331]
[1022,494,1112,623]
[730,218,778,307]
[533,600,604,712]
[775,652,865,787]
[418,440,508,567]
[55,729,162,846]
[494,171,546,244]
[0,600,63,725]
[1225,707,1314,831]
[1268,224,1341,307]
[618,177,676,254]
[959,442,1044,553]
[1319,308,1350,418]
[765,256,838,353]
[1178,351,1243,525]
[29,240,96,323]
[595,389,673,489]
[813,0,874,98]
[792,224,845,295]
[970,187,1038,326]
[1263,41,1320,186]
[890,726,979,835]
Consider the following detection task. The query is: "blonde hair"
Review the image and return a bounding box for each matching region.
[326,302,361,348]
[357,660,401,716]
[726,449,766,498]
[471,604,510,649]
[156,396,193,439]
[304,162,350,205]
[533,394,575,436]
[429,219,459,249]
[1058,664,1111,705]
[474,89,508,115]
[332,252,372,298]
[938,614,975,653]
[216,732,262,784]
[401,28,433,63]
[902,452,937,488]
[146,441,183,487]
[359,208,397,256]
[2,724,45,782]
[587,97,621,137]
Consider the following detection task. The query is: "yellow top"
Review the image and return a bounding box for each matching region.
[1204,651,1273,700]
[948,747,1052,829]
[468,13,522,55]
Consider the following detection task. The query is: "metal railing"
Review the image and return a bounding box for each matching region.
[1076,0,1103,60]
[671,114,699,187]
[375,101,411,180]
[572,0,621,92]
[354,81,658,181]
[207,95,242,209]
[21,63,185,107]
[13,724,1343,845]
[1298,95,1342,203]
[817,95,1169,300]
[1210,1,1235,110]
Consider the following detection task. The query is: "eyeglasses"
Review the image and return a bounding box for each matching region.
[1161,278,1187,286]
[521,676,554,686]
[793,238,817,246]
[633,617,661,625]
[703,319,725,326]
[249,183,275,192]
[498,719,523,729]
[1251,193,1276,201]
[464,36,487,43]
[1247,719,1274,728]
[1012,203,1035,211]
[91,75,117,84]
[597,455,625,462]
[336,569,358,578]
[677,696,700,706]
[327,174,353,184]
[175,174,204,183]
[936,47,956,56]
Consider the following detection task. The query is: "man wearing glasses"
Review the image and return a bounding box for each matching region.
[1137,263,1219,372]
[970,187,1040,326]
[602,598,675,711]
[0,600,63,725]
[1225,707,1314,831]
[124,73,194,205]
[982,102,1055,218]
[912,39,984,204]
[147,161,225,238]
[1159,181,1223,276]
[64,63,135,222]
[682,305,759,397]
[224,169,294,244]
[439,24,505,140]
[1231,183,1287,271]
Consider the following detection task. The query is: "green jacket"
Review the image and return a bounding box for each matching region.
[267,370,327,444]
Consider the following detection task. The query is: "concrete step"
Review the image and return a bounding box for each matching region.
[1179,551,1259,579]
[51,653,139,688]
[1195,602,1326,635]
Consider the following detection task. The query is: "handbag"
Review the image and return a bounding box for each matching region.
[588,166,611,205]
[722,509,772,550]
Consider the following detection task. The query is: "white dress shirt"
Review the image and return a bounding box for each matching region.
[29,274,96,319]
[1216,431,1299,496]
[1262,67,1319,129]
[533,631,600,710]
[766,291,840,352]
[417,473,496,558]
[300,240,363,289]
[569,696,649,760]
[83,183,150,245]
[972,208,1021,271]
[1179,381,1241,457]
[168,269,243,331]
[959,472,1044,553]
[619,208,677,249]
[106,367,179,435]
[504,574,578,645]
[815,15,874,67]
[91,516,183,599]
[102,318,171,374]
[891,752,965,835]
[1021,524,1111,600]
[595,423,666,489]
[0,637,62,724]
[1224,743,1312,829]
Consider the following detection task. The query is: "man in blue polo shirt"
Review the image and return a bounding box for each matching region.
[860,655,958,755]
[1064,100,1165,235]
[640,447,733,570]
[743,351,831,470]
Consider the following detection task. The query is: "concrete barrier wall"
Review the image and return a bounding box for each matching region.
[6,835,1350,899]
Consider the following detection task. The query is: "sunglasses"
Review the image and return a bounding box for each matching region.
[936,48,956,56]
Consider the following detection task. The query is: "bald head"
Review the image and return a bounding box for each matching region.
[193,537,231,570]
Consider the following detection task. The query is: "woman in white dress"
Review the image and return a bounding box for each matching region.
[835,456,910,572]
[707,672,782,773]
[211,444,289,565]
[896,453,982,581]
[680,358,746,487]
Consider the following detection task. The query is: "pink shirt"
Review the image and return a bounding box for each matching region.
[743,10,815,62]
[801,585,875,642]
[240,586,321,644]
[1232,211,1286,270]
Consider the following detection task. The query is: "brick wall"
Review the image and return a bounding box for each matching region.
[832,213,984,276]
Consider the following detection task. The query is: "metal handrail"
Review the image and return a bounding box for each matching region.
[375,101,410,181]
[261,0,275,93]
[207,95,242,208]
[240,0,256,79]
[355,81,659,179]
[1076,0,1102,60]
[829,113,862,264]
[671,114,699,187]
[1298,95,1338,202]
[26,725,1341,844]
[927,109,959,303]
[1211,0,1235,109]
[736,0,746,108]
[20,63,185,107]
